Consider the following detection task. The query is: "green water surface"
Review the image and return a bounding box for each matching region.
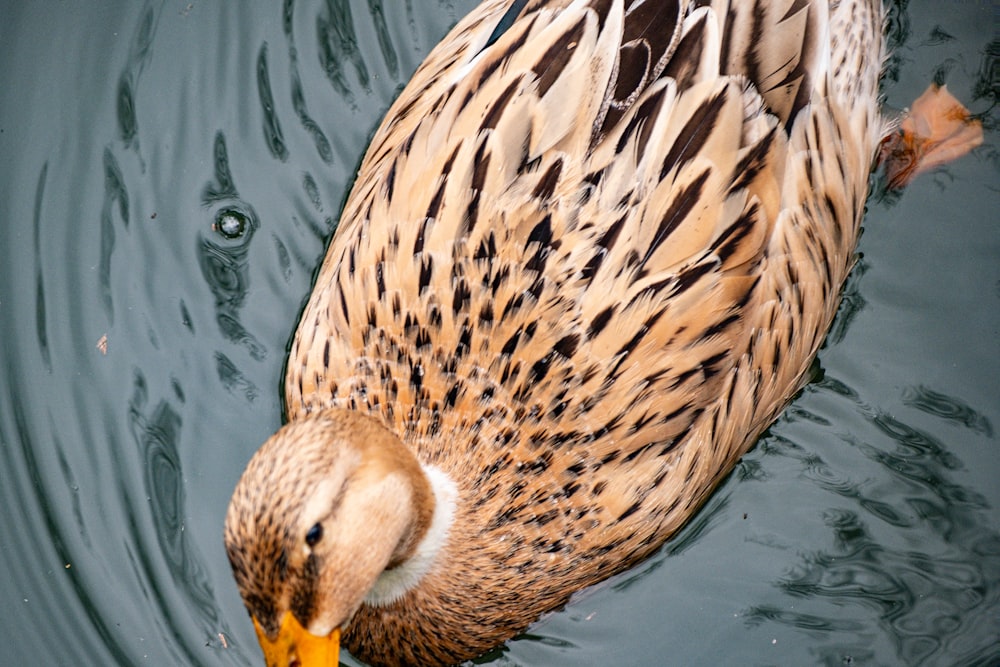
[1,1,997,665]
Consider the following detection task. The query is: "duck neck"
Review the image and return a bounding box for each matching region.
[365,463,458,607]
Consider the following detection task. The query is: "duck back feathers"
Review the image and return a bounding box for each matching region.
[275,1,884,663]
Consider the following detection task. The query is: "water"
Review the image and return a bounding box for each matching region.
[0,1,997,665]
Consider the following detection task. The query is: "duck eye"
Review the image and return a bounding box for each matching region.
[305,522,323,547]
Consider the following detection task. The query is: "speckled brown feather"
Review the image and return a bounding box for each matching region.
[234,0,886,664]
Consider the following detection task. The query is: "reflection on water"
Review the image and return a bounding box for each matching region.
[903,385,994,437]
[257,44,290,163]
[973,38,999,134]
[318,0,382,99]
[31,162,53,373]
[116,6,156,152]
[126,370,221,664]
[744,383,1000,666]
[199,132,267,404]
[100,149,130,323]
[823,259,868,348]
[0,1,997,665]
[286,11,336,165]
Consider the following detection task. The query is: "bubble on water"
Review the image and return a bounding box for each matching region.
[214,209,247,239]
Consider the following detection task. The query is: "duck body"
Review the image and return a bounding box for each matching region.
[226,1,887,664]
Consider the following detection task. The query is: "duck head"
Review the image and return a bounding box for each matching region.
[224,409,435,666]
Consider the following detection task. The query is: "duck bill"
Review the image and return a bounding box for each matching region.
[252,612,340,667]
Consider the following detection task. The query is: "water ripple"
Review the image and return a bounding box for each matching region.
[284,0,334,164]
[750,403,1000,666]
[870,412,964,472]
[32,162,51,372]
[744,605,867,634]
[256,43,289,162]
[972,38,999,135]
[2,374,134,664]
[1,1,995,665]
[215,352,260,402]
[115,3,157,161]
[116,73,138,147]
[126,371,229,664]
[825,260,868,346]
[196,133,266,362]
[317,0,370,99]
[902,384,994,437]
[882,0,912,85]
[367,0,400,80]
[99,149,129,323]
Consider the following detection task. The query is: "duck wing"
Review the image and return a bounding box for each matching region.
[288,0,881,517]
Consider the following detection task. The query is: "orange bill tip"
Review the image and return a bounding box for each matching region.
[253,612,340,667]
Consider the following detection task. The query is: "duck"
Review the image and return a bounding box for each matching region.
[224,1,982,665]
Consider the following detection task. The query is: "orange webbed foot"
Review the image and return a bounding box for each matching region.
[878,84,984,189]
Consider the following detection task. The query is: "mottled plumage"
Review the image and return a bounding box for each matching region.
[226,1,889,665]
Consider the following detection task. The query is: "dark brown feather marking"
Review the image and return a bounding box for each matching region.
[413,217,429,255]
[534,17,585,97]
[624,0,680,47]
[475,232,498,262]
[375,261,386,299]
[598,0,681,137]
[612,42,650,107]
[588,306,615,336]
[581,213,626,280]
[609,309,667,378]
[674,259,715,293]
[531,159,563,200]
[660,88,728,178]
[501,328,522,356]
[616,499,643,521]
[426,179,447,222]
[452,279,470,314]
[588,0,615,31]
[482,79,522,131]
[466,143,492,236]
[661,11,707,90]
[526,214,553,248]
[337,281,351,325]
[384,160,397,200]
[615,86,666,155]
[712,203,760,263]
[641,168,711,269]
[418,256,433,293]
[552,333,580,359]
[728,128,776,194]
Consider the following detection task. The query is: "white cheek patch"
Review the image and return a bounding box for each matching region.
[364,465,458,606]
